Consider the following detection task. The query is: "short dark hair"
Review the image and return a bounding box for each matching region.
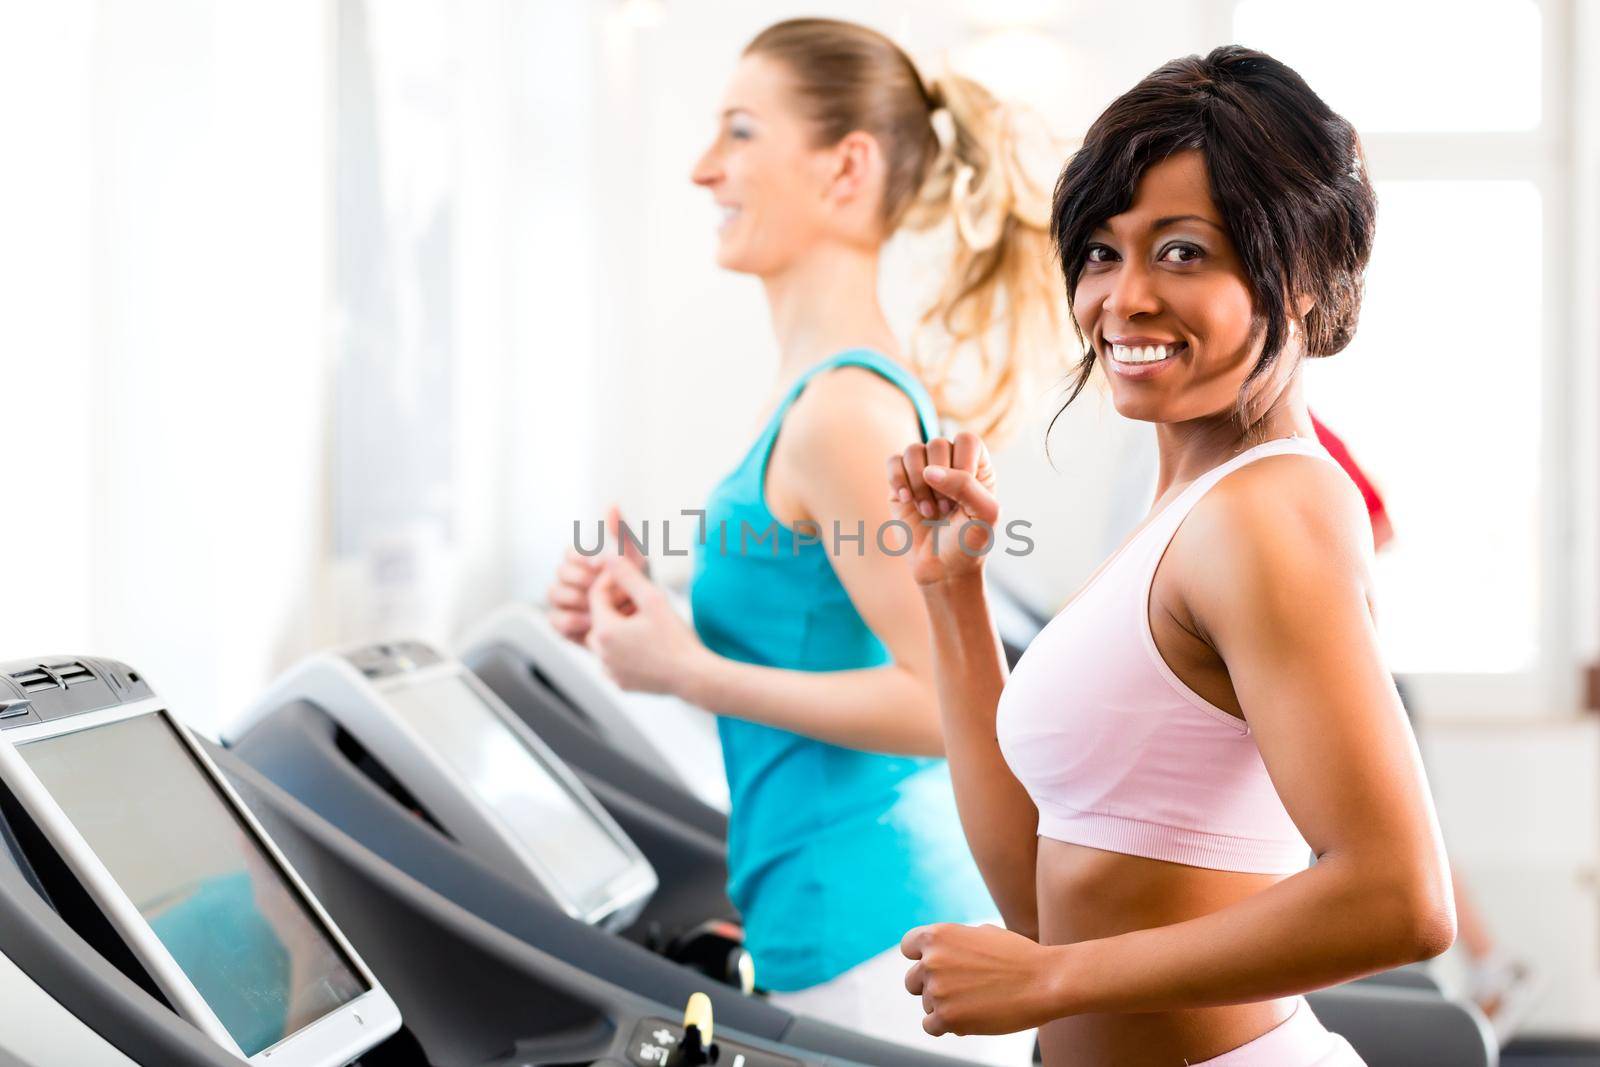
[1051,46,1377,422]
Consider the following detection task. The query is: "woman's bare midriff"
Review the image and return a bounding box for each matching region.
[1035,837,1294,1067]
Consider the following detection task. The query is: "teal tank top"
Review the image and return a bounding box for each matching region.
[690,349,994,992]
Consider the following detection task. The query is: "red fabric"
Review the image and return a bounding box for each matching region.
[1310,412,1389,535]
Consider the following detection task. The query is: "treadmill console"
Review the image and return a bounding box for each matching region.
[231,641,658,930]
[458,604,729,813]
[0,655,402,1066]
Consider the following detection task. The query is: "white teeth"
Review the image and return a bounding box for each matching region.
[1110,343,1178,363]
[718,206,739,228]
[1117,343,1179,363]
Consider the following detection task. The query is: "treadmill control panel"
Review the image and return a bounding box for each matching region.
[343,642,444,680]
[626,1017,804,1067]
[0,658,151,730]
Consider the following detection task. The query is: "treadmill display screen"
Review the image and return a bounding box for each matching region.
[19,713,368,1056]
[384,673,637,913]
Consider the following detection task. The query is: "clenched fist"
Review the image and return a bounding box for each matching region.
[886,431,1002,588]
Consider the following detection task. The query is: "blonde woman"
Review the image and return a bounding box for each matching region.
[546,18,1061,1062]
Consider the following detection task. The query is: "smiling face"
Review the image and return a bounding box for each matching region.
[690,54,848,277]
[1072,149,1292,426]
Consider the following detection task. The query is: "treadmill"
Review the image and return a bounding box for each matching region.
[227,642,1502,1067]
[459,604,728,815]
[456,591,1043,914]
[0,652,959,1067]
[230,642,660,934]
[458,606,734,934]
[0,947,144,1066]
[0,655,401,1067]
[226,641,995,1065]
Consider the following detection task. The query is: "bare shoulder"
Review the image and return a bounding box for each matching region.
[780,365,925,459]
[1181,452,1374,586]
[767,364,927,522]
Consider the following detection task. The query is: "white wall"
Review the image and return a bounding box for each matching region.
[0,0,603,734]
[0,2,97,653]
[0,0,331,732]
[502,0,607,601]
[111,0,331,725]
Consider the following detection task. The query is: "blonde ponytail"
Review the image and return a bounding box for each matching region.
[745,20,1068,443]
[903,72,1067,444]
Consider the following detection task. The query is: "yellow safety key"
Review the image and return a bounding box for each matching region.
[683,992,714,1049]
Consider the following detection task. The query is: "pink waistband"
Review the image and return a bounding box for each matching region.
[1187,999,1364,1066]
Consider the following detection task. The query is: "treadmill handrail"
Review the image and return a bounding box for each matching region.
[214,733,981,1067]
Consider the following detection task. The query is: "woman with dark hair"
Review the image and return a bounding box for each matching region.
[887,47,1453,1065]
[546,17,1061,1062]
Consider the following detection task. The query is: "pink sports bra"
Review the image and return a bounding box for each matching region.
[997,436,1341,875]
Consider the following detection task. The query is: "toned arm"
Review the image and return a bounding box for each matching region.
[1051,455,1454,1014]
[903,454,1455,1035]
[919,575,1041,938]
[889,434,1042,936]
[680,368,946,755]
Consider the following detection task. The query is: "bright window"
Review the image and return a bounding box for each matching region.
[1305,181,1542,672]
